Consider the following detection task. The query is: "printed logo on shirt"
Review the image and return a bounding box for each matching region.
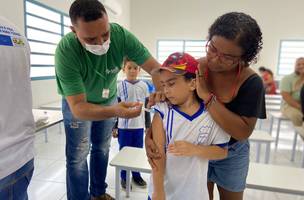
[12,37,25,47]
[106,67,120,74]
[195,125,212,145]
[0,25,25,47]
[0,34,25,47]
[0,26,21,36]
[0,34,13,46]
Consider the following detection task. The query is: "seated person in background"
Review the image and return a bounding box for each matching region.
[258,66,267,76]
[149,52,230,200]
[280,57,304,126]
[112,57,151,189]
[258,66,277,94]
[301,85,304,124]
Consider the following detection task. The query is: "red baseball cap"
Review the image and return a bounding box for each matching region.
[159,52,198,75]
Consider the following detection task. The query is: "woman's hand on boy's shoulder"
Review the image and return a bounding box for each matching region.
[196,58,211,101]
[147,91,166,108]
[145,128,161,169]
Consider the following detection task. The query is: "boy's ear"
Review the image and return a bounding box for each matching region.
[189,78,196,91]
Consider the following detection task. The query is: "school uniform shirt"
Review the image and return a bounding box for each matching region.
[117,80,149,129]
[0,17,35,179]
[148,102,230,200]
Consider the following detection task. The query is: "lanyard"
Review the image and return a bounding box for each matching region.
[204,62,242,101]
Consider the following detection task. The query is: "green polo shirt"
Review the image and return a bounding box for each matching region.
[55,23,151,105]
[280,72,301,101]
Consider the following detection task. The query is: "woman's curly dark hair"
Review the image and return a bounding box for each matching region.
[208,12,263,66]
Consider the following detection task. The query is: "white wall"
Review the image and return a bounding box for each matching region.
[3,0,304,107]
[130,0,304,77]
[1,0,130,108]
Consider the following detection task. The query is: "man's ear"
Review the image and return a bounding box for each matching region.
[70,26,76,34]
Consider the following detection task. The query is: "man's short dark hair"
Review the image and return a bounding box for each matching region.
[69,0,107,24]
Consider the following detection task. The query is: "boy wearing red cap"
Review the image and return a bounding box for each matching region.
[148,52,230,200]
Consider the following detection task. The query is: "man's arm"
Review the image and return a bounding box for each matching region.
[140,57,162,91]
[66,93,142,120]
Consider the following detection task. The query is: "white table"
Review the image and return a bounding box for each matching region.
[110,147,151,200]
[249,130,275,163]
[37,100,63,140]
[33,109,63,142]
[292,127,304,167]
[39,100,62,110]
[247,163,304,195]
[110,147,304,197]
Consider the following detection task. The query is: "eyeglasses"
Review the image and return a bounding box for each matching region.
[205,41,241,65]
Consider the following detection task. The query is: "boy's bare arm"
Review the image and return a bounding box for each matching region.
[194,145,228,160]
[168,141,228,160]
[151,113,166,199]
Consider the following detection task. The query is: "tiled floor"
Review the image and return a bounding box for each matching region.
[28,118,304,200]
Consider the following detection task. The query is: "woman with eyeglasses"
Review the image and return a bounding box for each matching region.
[194,12,266,200]
[146,12,266,200]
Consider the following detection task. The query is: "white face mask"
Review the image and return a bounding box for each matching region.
[84,38,111,56]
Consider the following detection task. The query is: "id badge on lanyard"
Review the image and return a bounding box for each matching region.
[102,88,110,99]
[93,68,110,99]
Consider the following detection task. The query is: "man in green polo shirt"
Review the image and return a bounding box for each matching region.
[280,57,304,126]
[55,1,160,199]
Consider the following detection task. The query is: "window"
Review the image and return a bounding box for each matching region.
[24,0,71,80]
[277,40,304,76]
[157,40,206,64]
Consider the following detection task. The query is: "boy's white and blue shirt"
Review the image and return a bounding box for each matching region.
[117,79,149,129]
[149,102,230,200]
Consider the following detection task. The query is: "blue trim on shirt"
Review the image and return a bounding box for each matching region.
[169,110,174,140]
[172,102,205,121]
[0,34,13,46]
[122,81,129,128]
[166,108,171,147]
[215,142,229,148]
[154,108,164,119]
[122,81,128,101]
[124,79,140,85]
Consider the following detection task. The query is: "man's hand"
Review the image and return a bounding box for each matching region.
[167,141,199,157]
[147,91,166,108]
[112,128,118,138]
[145,128,161,169]
[114,102,143,118]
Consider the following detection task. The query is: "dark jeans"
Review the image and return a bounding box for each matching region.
[0,159,34,200]
[62,99,115,200]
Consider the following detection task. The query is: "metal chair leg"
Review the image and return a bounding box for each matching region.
[291,131,298,162]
